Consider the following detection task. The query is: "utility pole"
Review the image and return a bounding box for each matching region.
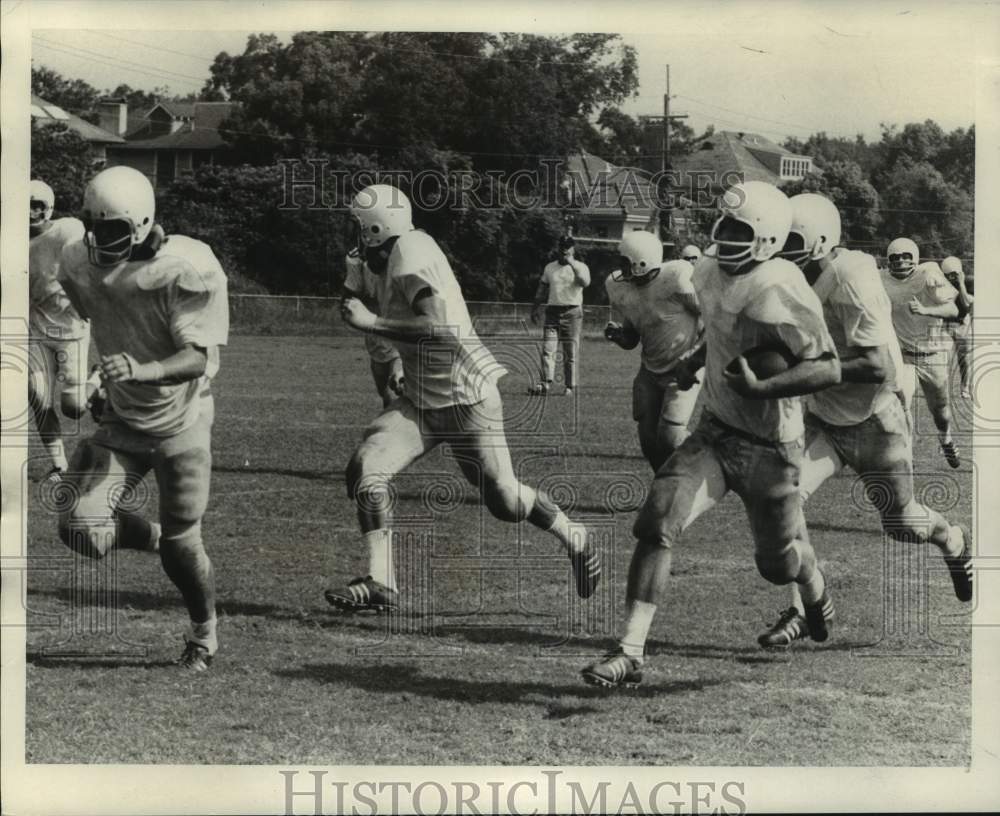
[661,64,687,172]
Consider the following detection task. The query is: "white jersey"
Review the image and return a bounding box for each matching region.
[29,218,87,339]
[881,262,957,353]
[379,230,503,409]
[344,250,400,365]
[59,235,229,437]
[694,256,836,443]
[542,259,590,306]
[605,260,702,374]
[806,249,905,426]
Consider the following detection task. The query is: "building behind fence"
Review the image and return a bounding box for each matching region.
[229,294,613,338]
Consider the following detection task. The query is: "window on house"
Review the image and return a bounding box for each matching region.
[156,152,177,189]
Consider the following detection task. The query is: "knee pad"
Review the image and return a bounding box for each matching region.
[755,543,800,585]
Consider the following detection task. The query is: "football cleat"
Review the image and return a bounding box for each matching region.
[526,382,550,396]
[802,591,835,643]
[581,649,644,689]
[941,441,960,469]
[325,576,399,613]
[757,606,808,649]
[44,466,64,485]
[945,528,973,603]
[569,537,602,599]
[177,640,212,672]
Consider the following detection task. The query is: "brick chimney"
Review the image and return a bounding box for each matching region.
[96,98,128,136]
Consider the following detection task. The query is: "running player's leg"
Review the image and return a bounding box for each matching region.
[632,367,666,471]
[446,386,599,596]
[656,377,701,471]
[29,340,68,475]
[336,397,436,601]
[55,332,96,419]
[582,421,727,685]
[57,437,155,559]
[153,408,217,662]
[916,352,958,466]
[856,397,971,601]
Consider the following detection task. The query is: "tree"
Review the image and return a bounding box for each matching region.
[30,121,95,215]
[31,65,101,112]
[781,160,882,243]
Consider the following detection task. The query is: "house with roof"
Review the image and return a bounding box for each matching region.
[562,151,659,243]
[31,94,124,164]
[101,99,237,190]
[670,130,815,201]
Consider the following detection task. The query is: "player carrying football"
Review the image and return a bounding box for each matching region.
[582,181,841,688]
[880,238,961,467]
[757,194,973,648]
[56,166,229,671]
[329,184,600,612]
[28,179,101,480]
[604,230,704,471]
[343,247,405,407]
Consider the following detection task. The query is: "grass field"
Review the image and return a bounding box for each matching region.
[22,332,973,765]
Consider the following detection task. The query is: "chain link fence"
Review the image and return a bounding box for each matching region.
[229,294,613,338]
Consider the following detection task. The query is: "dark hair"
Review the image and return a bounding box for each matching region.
[558,236,575,251]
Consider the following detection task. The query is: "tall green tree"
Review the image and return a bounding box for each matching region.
[781,160,883,243]
[30,121,95,215]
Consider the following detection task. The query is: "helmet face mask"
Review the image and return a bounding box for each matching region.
[778,193,842,269]
[616,230,662,284]
[886,237,919,279]
[681,245,701,263]
[710,181,793,276]
[29,180,55,233]
[350,184,413,250]
[81,167,156,267]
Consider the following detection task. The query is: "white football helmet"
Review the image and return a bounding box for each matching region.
[30,179,55,228]
[350,184,413,249]
[710,181,793,274]
[941,256,963,276]
[886,237,919,279]
[681,244,701,263]
[617,230,663,281]
[82,166,156,266]
[780,193,842,268]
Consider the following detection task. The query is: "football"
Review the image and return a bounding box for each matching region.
[726,343,798,380]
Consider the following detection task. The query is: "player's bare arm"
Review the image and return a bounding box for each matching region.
[101,343,209,384]
[343,287,452,343]
[838,343,891,384]
[673,290,701,320]
[724,351,840,400]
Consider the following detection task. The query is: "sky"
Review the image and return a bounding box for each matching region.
[28,2,986,144]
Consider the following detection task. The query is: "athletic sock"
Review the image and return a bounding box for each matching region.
[788,582,805,615]
[798,569,826,606]
[546,511,586,554]
[45,440,68,473]
[939,429,953,445]
[940,525,965,558]
[620,600,656,660]
[187,615,218,655]
[365,528,396,590]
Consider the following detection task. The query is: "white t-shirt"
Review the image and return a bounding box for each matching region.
[60,235,229,437]
[29,218,87,339]
[344,250,400,365]
[542,258,590,306]
[881,261,957,353]
[694,256,836,443]
[605,260,702,374]
[806,248,905,426]
[379,230,504,409]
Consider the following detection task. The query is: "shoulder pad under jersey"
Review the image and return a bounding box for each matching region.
[135,236,226,293]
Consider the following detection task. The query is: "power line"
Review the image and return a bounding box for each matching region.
[33,36,208,84]
[89,30,217,63]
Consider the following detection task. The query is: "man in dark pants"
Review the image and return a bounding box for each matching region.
[529,236,590,396]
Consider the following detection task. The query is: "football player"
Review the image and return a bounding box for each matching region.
[941,256,974,400]
[680,244,702,264]
[343,247,405,407]
[757,195,973,648]
[28,179,101,480]
[881,238,960,467]
[330,184,600,612]
[604,230,704,471]
[56,166,229,671]
[582,181,840,688]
